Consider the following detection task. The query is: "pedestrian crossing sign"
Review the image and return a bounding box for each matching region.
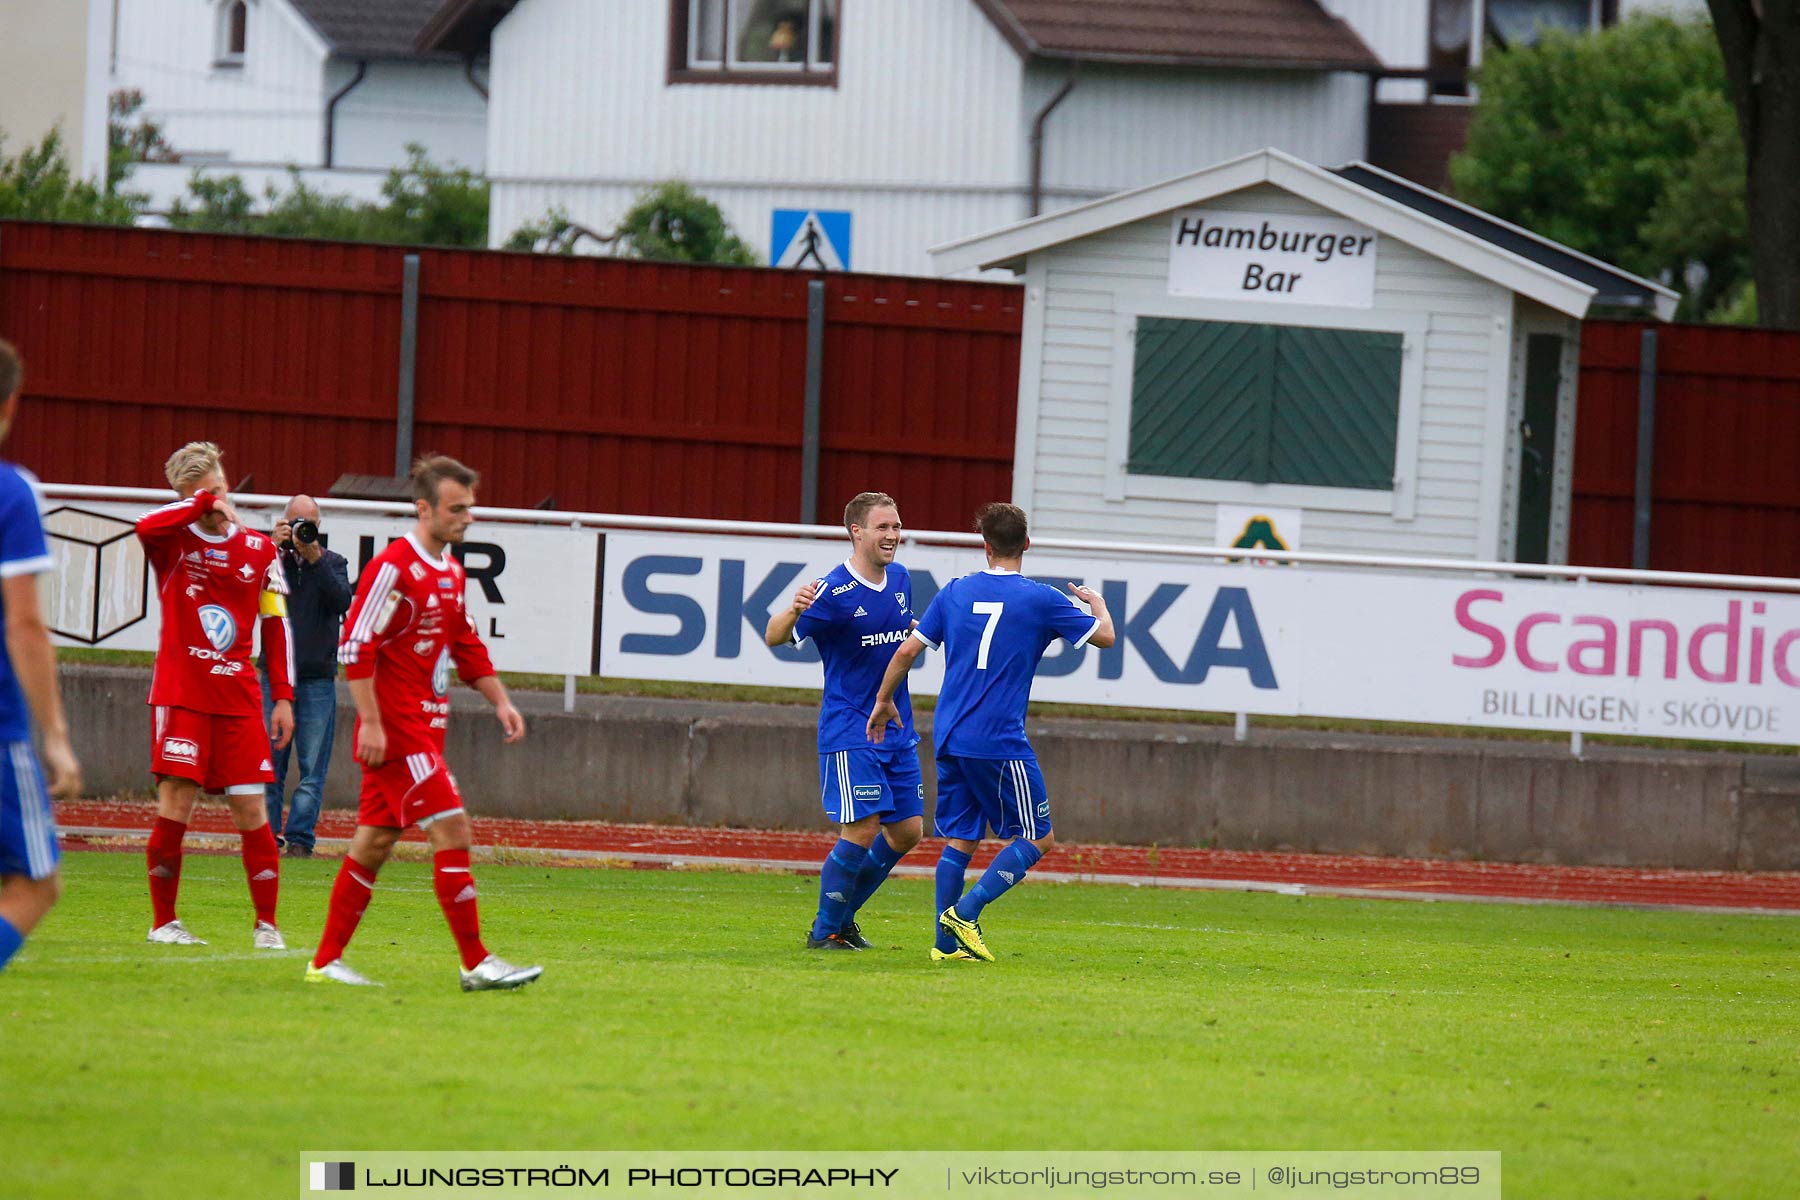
[773,209,852,270]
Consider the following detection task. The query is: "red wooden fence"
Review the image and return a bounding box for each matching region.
[7,221,1798,575]
[1573,320,1800,576]
[0,220,1022,531]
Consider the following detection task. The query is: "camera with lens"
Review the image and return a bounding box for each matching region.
[287,517,320,547]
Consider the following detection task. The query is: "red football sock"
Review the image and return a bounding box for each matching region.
[433,849,488,970]
[147,817,187,928]
[240,824,281,925]
[311,856,379,969]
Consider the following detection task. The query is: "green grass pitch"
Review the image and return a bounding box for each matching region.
[1,853,1795,1199]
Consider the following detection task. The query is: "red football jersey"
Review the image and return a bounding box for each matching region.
[338,532,496,759]
[136,492,293,716]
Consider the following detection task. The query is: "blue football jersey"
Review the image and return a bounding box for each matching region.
[0,464,52,743]
[911,568,1099,759]
[793,560,919,754]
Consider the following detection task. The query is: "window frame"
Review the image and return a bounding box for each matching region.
[1104,296,1427,519]
[214,0,248,70]
[668,0,840,87]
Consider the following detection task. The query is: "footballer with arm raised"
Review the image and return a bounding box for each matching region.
[764,492,923,951]
[868,502,1113,962]
[135,442,294,949]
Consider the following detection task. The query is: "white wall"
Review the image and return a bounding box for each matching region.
[1018,184,1516,559]
[328,59,488,172]
[1331,0,1432,102]
[1026,63,1371,203]
[113,0,329,165]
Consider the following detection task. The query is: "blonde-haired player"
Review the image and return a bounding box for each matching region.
[135,442,294,946]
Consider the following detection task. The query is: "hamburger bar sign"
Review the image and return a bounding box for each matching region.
[1167,208,1378,307]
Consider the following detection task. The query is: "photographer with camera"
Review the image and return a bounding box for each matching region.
[260,495,351,857]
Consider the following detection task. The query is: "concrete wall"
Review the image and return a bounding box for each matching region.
[63,665,1800,871]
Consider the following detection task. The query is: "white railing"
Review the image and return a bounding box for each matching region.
[44,484,1800,593]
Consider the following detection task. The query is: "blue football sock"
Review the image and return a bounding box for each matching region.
[844,833,905,924]
[0,916,22,971]
[811,839,869,940]
[955,838,1043,923]
[934,846,972,953]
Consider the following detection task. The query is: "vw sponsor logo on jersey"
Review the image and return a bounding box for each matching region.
[432,647,452,697]
[197,605,237,651]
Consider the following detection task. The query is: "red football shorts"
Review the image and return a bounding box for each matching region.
[151,705,275,793]
[357,751,465,830]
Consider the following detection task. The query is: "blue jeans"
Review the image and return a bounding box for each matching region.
[262,675,338,852]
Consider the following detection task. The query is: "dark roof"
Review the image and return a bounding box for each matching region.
[974,0,1381,71]
[417,0,519,56]
[1333,164,1665,312]
[419,0,1379,71]
[289,0,465,59]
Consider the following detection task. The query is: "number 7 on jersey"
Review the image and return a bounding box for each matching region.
[973,601,1004,670]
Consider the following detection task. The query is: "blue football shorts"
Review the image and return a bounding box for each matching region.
[818,744,924,825]
[0,740,59,880]
[932,752,1051,843]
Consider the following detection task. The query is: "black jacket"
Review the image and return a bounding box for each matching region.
[260,547,352,681]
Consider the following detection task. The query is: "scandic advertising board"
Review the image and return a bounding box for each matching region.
[45,502,1800,747]
[602,531,1800,746]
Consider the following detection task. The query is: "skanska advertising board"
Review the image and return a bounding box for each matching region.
[600,531,1800,746]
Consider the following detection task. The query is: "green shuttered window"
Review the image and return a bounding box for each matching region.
[1129,318,1402,491]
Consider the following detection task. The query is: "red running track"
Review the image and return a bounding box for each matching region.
[54,799,1800,914]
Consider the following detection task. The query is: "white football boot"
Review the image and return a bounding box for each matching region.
[458,955,544,992]
[146,920,207,945]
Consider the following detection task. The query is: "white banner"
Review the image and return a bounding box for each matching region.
[600,531,1800,745]
[42,500,598,676]
[1168,208,1377,307]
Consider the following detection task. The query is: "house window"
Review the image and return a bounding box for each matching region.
[215,0,248,68]
[1428,0,1594,96]
[1127,319,1403,491]
[674,0,838,82]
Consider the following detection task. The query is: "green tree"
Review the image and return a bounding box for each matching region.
[367,145,489,246]
[167,145,489,247]
[614,182,757,265]
[107,89,178,193]
[0,128,141,225]
[1706,1,1800,328]
[504,183,758,265]
[1449,15,1747,320]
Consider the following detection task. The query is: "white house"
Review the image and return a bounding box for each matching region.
[111,0,489,210]
[419,0,1712,274]
[932,148,1677,561]
[421,0,1385,274]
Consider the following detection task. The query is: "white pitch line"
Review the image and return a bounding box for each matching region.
[55,827,1800,918]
